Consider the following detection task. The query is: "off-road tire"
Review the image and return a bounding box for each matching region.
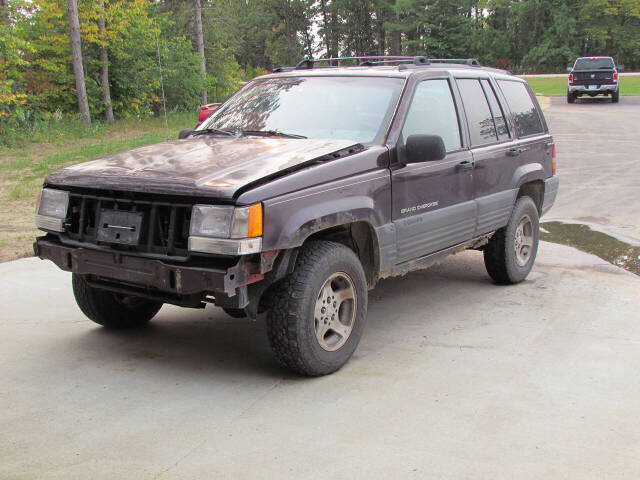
[266,241,368,376]
[222,307,246,318]
[567,91,575,104]
[72,274,162,329]
[484,196,540,285]
[612,90,620,103]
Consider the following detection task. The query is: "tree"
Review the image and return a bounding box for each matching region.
[1,0,9,23]
[67,0,91,125]
[97,0,114,122]
[194,0,207,104]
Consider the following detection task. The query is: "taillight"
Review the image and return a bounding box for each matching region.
[551,142,557,175]
[614,72,618,82]
[198,107,210,123]
[568,73,573,84]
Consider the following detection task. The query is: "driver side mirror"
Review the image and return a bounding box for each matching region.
[405,134,446,164]
[178,128,194,139]
[566,66,572,72]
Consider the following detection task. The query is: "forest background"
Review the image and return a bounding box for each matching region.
[1,0,639,142]
[0,0,639,260]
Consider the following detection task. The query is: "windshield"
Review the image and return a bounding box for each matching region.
[198,76,405,144]
[574,58,614,70]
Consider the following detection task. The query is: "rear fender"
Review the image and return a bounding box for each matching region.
[512,163,545,189]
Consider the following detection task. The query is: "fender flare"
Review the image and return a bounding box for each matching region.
[272,195,382,249]
[512,163,545,189]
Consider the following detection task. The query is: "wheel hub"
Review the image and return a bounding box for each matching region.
[314,272,357,352]
[514,214,534,267]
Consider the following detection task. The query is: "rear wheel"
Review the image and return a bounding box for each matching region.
[72,274,162,329]
[483,196,540,285]
[266,241,367,376]
[612,90,620,103]
[567,91,575,103]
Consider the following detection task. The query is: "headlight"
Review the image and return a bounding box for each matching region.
[188,203,262,255]
[35,188,69,232]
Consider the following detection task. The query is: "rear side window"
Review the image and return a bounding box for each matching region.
[481,79,510,141]
[456,78,497,146]
[497,80,544,137]
[401,79,462,152]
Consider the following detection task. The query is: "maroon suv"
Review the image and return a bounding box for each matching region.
[34,56,559,376]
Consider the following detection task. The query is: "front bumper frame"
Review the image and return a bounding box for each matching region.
[34,237,265,307]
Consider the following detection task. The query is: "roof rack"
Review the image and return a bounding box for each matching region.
[295,56,430,69]
[271,56,483,74]
[271,66,296,73]
[428,58,481,67]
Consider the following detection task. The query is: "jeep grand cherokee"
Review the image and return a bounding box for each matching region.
[34,56,559,376]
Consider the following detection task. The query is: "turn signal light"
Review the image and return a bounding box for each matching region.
[247,203,263,238]
[614,72,618,82]
[568,74,573,84]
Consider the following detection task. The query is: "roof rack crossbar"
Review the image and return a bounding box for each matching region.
[296,56,429,69]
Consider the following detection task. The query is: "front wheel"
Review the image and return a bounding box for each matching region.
[72,274,163,329]
[266,241,368,376]
[483,196,540,285]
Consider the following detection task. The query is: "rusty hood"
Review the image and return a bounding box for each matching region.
[45,136,361,201]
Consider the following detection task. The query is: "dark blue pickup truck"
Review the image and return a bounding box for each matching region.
[567,56,620,103]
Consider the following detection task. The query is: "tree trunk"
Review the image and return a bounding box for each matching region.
[391,7,401,56]
[98,0,114,123]
[194,0,207,104]
[67,0,91,126]
[1,0,9,24]
[319,0,331,58]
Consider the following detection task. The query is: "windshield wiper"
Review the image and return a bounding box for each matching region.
[191,127,235,137]
[240,129,307,139]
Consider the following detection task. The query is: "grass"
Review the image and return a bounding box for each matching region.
[0,111,194,263]
[523,75,640,96]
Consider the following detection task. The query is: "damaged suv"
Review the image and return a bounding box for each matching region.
[34,56,559,376]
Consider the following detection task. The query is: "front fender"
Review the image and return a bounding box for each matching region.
[261,170,391,251]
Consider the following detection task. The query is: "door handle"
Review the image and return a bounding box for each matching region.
[507,148,523,157]
[456,160,474,171]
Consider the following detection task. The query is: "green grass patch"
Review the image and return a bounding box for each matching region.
[0,111,197,262]
[523,75,640,96]
[0,111,194,186]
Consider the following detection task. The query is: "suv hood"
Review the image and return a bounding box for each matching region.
[46,136,361,200]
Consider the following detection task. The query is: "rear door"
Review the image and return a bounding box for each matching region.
[454,77,519,235]
[390,76,475,263]
[495,79,550,202]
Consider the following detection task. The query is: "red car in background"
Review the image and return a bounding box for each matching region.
[178,102,222,139]
[196,102,221,127]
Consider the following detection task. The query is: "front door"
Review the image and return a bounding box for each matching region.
[391,78,475,264]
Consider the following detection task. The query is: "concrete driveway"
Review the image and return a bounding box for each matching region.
[2,99,640,479]
[544,96,640,243]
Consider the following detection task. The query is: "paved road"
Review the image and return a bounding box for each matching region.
[544,96,640,243]
[521,72,640,78]
[1,100,640,479]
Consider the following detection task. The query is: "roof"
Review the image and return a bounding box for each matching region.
[258,56,514,81]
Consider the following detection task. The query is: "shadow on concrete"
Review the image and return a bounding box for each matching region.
[46,251,498,380]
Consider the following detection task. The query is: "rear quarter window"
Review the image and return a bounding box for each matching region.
[497,80,544,138]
